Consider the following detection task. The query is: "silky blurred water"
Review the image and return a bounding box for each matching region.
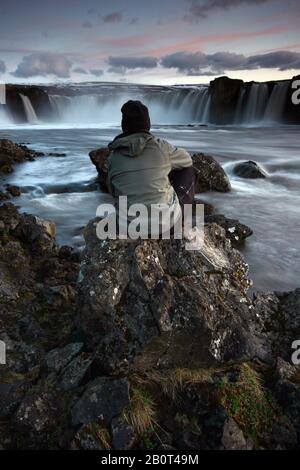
[0,124,299,292]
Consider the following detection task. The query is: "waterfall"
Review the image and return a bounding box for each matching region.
[0,105,13,126]
[9,81,291,127]
[234,88,246,124]
[19,94,38,124]
[264,82,290,123]
[243,83,269,124]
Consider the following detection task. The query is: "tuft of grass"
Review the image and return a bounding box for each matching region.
[146,367,215,401]
[87,422,111,449]
[124,387,157,437]
[216,362,276,441]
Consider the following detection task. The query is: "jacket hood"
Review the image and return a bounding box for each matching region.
[108,132,153,157]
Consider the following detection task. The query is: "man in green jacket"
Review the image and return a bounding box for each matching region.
[107,100,198,231]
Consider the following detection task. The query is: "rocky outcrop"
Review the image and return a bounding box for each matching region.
[1,202,300,450]
[0,139,43,174]
[77,218,265,376]
[192,153,231,192]
[233,160,267,179]
[205,214,253,247]
[283,75,300,125]
[5,84,53,123]
[209,76,244,124]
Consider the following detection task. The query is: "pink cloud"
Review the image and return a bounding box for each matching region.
[146,25,290,56]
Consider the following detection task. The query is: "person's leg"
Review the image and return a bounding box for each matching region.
[169,166,199,208]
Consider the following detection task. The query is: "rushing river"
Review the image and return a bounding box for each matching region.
[0,123,299,293]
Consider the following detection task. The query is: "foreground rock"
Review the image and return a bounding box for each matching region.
[205,214,253,247]
[77,218,264,375]
[233,161,267,179]
[1,203,300,450]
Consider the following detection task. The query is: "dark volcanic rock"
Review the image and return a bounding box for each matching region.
[283,75,300,125]
[89,147,111,192]
[205,214,253,246]
[71,377,130,426]
[209,76,244,125]
[192,153,231,192]
[253,288,300,361]
[233,160,267,179]
[77,218,267,376]
[44,342,84,373]
[0,139,43,173]
[5,84,53,123]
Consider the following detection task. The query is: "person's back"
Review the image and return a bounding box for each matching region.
[108,131,192,208]
[107,100,193,220]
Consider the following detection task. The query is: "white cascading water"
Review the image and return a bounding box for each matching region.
[19,94,39,124]
[242,83,269,124]
[0,105,13,126]
[48,86,212,126]
[264,82,290,123]
[0,82,290,127]
[234,88,246,124]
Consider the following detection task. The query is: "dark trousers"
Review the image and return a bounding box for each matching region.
[169,166,199,209]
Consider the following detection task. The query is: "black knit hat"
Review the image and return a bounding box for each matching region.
[121,100,151,133]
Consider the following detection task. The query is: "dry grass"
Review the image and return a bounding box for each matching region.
[146,367,215,400]
[88,422,111,449]
[124,387,157,436]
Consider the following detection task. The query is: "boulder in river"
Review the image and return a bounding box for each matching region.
[192,153,231,192]
[233,160,267,179]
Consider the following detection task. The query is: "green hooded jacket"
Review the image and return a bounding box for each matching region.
[107,132,192,218]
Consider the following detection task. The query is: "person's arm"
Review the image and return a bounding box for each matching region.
[159,139,192,169]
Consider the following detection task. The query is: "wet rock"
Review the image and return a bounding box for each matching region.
[111,416,136,450]
[44,342,84,373]
[205,214,253,246]
[89,147,111,192]
[233,160,267,179]
[0,139,43,173]
[71,377,130,426]
[192,153,231,192]
[5,185,21,197]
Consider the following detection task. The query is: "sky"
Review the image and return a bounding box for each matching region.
[0,0,300,85]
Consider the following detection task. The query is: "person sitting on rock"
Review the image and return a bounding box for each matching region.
[106,100,199,232]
